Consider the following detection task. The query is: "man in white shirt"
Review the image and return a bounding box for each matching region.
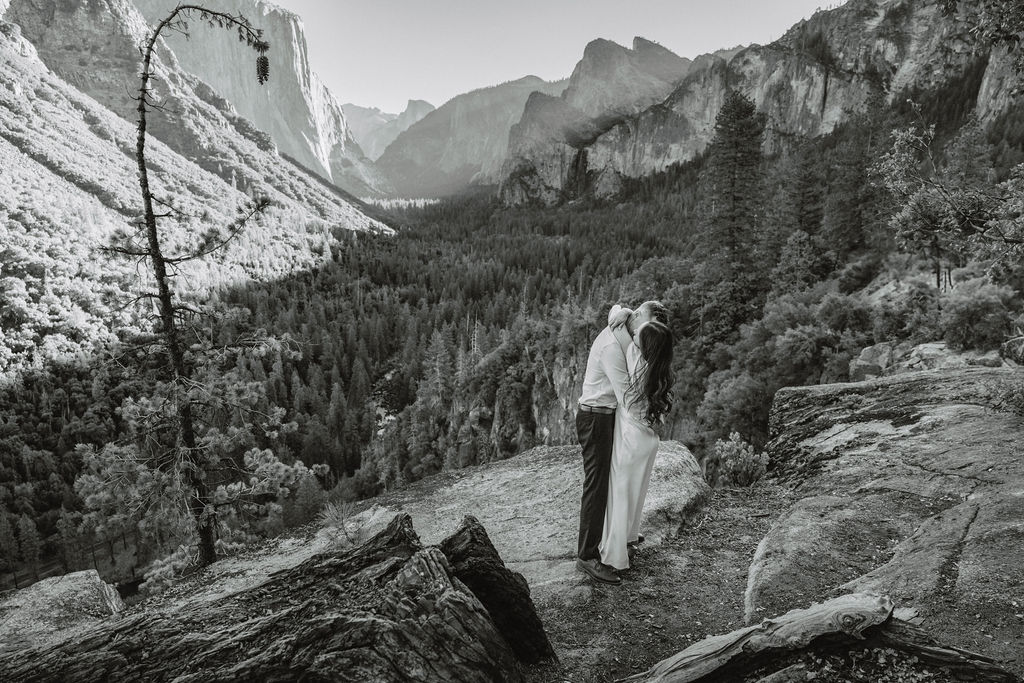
[576,301,668,584]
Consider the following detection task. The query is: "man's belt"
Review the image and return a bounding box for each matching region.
[578,404,615,415]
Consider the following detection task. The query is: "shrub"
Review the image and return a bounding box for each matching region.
[705,432,768,488]
[940,278,1014,351]
[282,473,327,528]
[318,501,357,549]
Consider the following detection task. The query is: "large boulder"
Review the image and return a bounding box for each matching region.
[1000,335,1024,365]
[890,341,1005,374]
[748,367,1024,668]
[0,570,124,653]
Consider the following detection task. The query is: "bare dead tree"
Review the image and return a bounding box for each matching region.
[125,4,270,566]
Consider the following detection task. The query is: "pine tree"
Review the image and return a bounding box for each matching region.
[0,513,15,573]
[17,513,41,576]
[702,89,766,272]
[695,90,768,346]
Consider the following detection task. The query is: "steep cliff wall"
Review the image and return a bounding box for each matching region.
[132,0,386,196]
[4,0,390,210]
[501,0,1018,204]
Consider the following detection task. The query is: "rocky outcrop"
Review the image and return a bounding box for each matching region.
[343,99,435,161]
[746,366,1024,671]
[131,0,387,196]
[502,0,1021,203]
[0,570,124,654]
[0,515,552,682]
[377,75,567,197]
[345,442,710,601]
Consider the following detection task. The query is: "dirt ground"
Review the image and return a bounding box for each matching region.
[522,481,1024,683]
[523,482,792,682]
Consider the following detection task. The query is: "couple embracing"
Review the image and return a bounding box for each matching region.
[575,301,673,584]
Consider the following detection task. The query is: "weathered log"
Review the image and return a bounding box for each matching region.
[0,513,525,683]
[620,593,1021,683]
[440,515,556,664]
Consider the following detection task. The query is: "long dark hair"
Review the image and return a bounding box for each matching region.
[632,321,674,424]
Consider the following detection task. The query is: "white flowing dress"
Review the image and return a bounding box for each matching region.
[599,341,659,570]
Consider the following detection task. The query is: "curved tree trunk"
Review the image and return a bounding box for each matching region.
[0,514,550,682]
[620,593,1020,683]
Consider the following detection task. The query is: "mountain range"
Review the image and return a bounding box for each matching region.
[2,0,1021,205]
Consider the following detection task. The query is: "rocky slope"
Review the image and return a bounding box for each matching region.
[0,441,709,665]
[129,0,387,196]
[501,0,1021,204]
[343,99,435,161]
[375,75,567,198]
[5,364,1023,678]
[0,8,385,374]
[749,365,1024,672]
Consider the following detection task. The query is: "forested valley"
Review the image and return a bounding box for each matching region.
[3,53,1023,594]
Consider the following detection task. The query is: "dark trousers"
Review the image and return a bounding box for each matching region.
[576,409,615,560]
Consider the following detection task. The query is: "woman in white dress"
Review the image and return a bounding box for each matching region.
[599,314,674,571]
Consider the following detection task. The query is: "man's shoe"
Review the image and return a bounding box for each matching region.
[576,558,621,584]
[628,534,645,546]
[627,545,637,563]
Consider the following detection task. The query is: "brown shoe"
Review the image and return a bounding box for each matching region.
[576,558,621,584]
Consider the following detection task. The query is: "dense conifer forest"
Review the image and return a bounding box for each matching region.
[3,56,1023,591]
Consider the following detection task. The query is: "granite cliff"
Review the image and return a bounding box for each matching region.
[3,0,391,205]
[376,75,566,198]
[501,36,692,204]
[343,99,435,161]
[500,0,1021,204]
[130,0,387,196]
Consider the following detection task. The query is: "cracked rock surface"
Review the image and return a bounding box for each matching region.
[362,441,711,604]
[746,366,1024,670]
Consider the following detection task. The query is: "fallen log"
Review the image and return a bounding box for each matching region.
[0,513,532,683]
[620,593,1020,683]
[440,514,556,664]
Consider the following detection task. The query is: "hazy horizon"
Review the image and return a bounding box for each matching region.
[272,0,832,114]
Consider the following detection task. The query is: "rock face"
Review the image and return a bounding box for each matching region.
[501,37,692,204]
[0,570,124,654]
[343,99,435,161]
[0,515,549,682]
[501,0,1022,204]
[4,0,390,209]
[747,366,1024,668]
[129,0,386,196]
[376,75,567,197]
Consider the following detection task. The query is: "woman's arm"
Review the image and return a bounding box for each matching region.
[609,305,634,355]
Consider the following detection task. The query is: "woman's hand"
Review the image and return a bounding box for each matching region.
[609,304,632,330]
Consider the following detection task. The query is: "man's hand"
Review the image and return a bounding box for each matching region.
[609,304,632,330]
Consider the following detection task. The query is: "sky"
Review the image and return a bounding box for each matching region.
[272,0,833,114]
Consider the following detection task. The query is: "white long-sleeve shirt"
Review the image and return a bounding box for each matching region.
[578,323,632,410]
